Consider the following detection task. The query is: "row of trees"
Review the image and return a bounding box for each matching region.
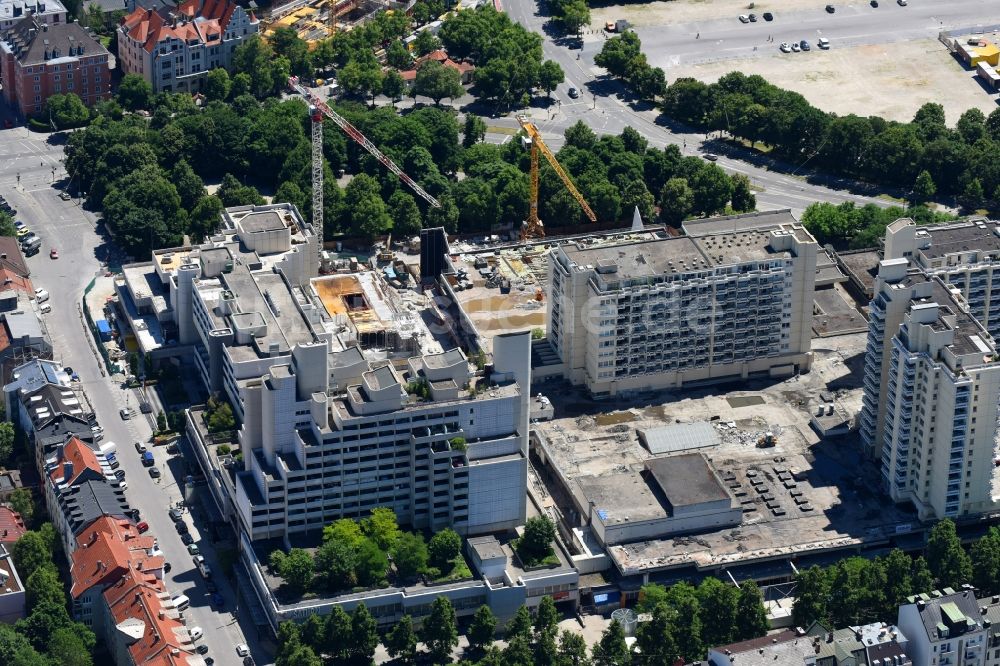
[548,0,590,34]
[268,508,472,597]
[67,69,753,257]
[660,72,1000,205]
[800,200,955,250]
[4,523,97,666]
[792,519,995,628]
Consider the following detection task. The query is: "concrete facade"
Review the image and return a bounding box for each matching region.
[547,221,817,397]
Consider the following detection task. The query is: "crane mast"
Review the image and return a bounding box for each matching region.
[288,77,442,219]
[516,115,597,240]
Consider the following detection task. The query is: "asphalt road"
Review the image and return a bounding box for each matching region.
[0,127,259,666]
[501,0,899,215]
[634,0,1000,67]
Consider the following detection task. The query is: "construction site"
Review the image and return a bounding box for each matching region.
[264,0,414,44]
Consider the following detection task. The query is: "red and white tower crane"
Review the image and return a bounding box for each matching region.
[288,77,441,242]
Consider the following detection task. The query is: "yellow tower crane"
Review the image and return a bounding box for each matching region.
[516,115,597,240]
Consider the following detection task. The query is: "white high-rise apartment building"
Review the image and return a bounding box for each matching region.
[547,222,818,397]
[861,258,1000,520]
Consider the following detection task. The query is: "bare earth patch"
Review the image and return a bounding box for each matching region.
[662,39,998,124]
[591,0,841,30]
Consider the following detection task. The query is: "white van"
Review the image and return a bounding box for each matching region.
[99,441,117,457]
[172,594,190,611]
[818,37,830,49]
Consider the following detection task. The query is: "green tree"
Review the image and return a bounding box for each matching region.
[621,180,655,224]
[44,94,89,129]
[564,120,597,150]
[793,565,829,626]
[956,108,986,144]
[912,556,935,594]
[973,528,1000,596]
[203,68,232,102]
[385,614,418,664]
[635,602,677,665]
[467,604,497,652]
[535,595,560,637]
[25,565,64,612]
[557,629,591,666]
[927,519,972,589]
[414,60,465,106]
[636,583,668,613]
[522,515,555,558]
[339,60,384,105]
[360,507,401,552]
[217,173,265,207]
[881,549,914,613]
[343,174,391,239]
[117,74,153,111]
[102,165,187,256]
[666,582,702,661]
[420,596,458,664]
[505,605,533,641]
[13,530,55,581]
[388,190,422,236]
[591,619,630,666]
[698,577,738,647]
[7,488,34,527]
[354,537,388,586]
[381,70,406,107]
[730,173,756,212]
[463,113,488,148]
[691,162,734,215]
[390,531,428,579]
[912,169,937,206]
[594,31,642,79]
[46,626,94,666]
[231,72,252,98]
[0,421,13,464]
[658,177,694,225]
[84,3,105,31]
[322,606,353,663]
[233,35,291,98]
[270,548,314,594]
[538,59,564,98]
[428,528,462,570]
[962,177,986,210]
[269,26,313,78]
[349,603,378,665]
[387,40,413,70]
[735,580,769,640]
[413,29,441,57]
[557,0,590,34]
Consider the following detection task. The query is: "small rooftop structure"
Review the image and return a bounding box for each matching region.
[637,421,720,455]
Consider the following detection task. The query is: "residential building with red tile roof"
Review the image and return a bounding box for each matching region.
[398,48,475,87]
[0,16,111,117]
[0,506,26,547]
[70,516,162,631]
[117,0,258,94]
[102,568,204,666]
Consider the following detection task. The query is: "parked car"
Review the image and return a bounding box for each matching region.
[871,0,879,6]
[818,37,830,49]
[791,42,801,51]
[164,562,171,573]
[175,520,188,534]
[117,481,128,490]
[703,153,719,161]
[141,451,154,467]
[825,4,835,12]
[49,249,58,259]
[108,459,120,471]
[136,521,149,533]
[196,645,209,655]
[780,42,792,52]
[39,303,51,314]
[800,39,811,51]
[169,507,183,522]
[738,14,749,22]
[119,408,132,420]
[897,0,906,5]
[166,443,180,454]
[748,13,756,22]
[236,645,250,658]
[135,441,146,453]
[187,543,200,556]
[15,226,29,237]
[763,11,773,20]
[189,627,203,641]
[149,466,161,479]
[33,288,48,303]
[180,533,194,545]
[114,469,126,480]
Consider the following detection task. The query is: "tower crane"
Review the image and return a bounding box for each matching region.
[288,76,441,243]
[516,115,596,240]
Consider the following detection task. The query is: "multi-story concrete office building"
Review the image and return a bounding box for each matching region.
[118,0,258,94]
[860,257,1000,520]
[116,203,531,543]
[547,221,818,397]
